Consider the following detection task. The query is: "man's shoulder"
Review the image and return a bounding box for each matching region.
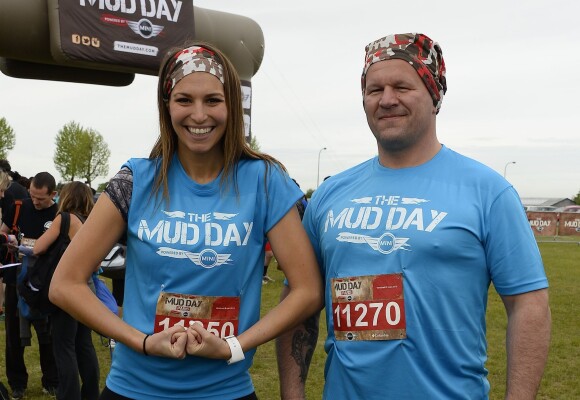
[443,146,495,172]
[19,197,34,211]
[323,158,375,185]
[309,158,375,205]
[7,181,29,200]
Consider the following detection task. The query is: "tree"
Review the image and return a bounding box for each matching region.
[79,128,110,188]
[0,117,15,159]
[97,182,109,192]
[306,188,315,199]
[54,121,110,187]
[54,121,85,181]
[574,190,580,205]
[249,135,261,152]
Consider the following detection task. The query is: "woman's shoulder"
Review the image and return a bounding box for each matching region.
[237,158,290,186]
[123,157,157,172]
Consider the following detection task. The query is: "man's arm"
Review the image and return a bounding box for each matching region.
[501,288,551,399]
[276,285,321,400]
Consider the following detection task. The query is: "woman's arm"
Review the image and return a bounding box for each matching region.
[187,206,323,359]
[49,194,187,358]
[33,214,61,255]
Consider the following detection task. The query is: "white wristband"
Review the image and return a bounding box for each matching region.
[224,336,245,365]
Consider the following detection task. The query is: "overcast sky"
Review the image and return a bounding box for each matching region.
[1,0,578,199]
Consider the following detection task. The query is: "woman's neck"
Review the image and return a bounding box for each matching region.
[177,148,225,184]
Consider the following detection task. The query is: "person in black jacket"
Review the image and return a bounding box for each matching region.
[0,171,59,400]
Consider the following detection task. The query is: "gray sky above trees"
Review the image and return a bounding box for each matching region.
[0,0,578,198]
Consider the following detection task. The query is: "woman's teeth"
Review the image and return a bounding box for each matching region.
[188,127,212,135]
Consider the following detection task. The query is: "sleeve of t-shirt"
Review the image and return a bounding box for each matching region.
[104,167,134,223]
[263,164,303,234]
[485,186,548,296]
[302,189,323,270]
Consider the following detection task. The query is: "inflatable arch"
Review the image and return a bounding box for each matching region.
[0,0,264,137]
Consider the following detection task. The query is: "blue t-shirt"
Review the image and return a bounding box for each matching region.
[106,156,302,399]
[304,146,548,400]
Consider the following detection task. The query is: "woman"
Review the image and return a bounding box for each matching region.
[50,41,323,399]
[0,171,14,318]
[34,181,100,400]
[0,170,9,204]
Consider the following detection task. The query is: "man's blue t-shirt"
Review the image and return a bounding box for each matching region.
[304,146,548,399]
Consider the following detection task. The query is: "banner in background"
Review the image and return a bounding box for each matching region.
[53,0,194,72]
[558,213,580,236]
[241,80,251,141]
[526,212,558,236]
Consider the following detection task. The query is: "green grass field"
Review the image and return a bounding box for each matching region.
[1,241,578,399]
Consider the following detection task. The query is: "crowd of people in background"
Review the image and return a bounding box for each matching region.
[0,160,104,400]
[0,163,60,399]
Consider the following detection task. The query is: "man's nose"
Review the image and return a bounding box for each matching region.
[378,87,399,108]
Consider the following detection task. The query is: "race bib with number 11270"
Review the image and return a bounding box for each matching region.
[331,273,406,341]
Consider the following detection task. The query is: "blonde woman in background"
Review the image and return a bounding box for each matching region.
[0,171,12,319]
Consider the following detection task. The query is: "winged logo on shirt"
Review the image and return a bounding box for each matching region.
[336,232,411,254]
[156,247,232,268]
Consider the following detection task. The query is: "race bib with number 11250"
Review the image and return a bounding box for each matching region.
[154,292,240,339]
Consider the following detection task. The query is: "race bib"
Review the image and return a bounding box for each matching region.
[154,292,240,338]
[331,274,406,341]
[21,237,36,248]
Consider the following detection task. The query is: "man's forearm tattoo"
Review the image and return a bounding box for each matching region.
[291,314,319,382]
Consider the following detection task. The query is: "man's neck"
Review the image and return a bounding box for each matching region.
[378,141,442,169]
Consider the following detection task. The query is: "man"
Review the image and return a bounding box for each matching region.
[1,172,59,399]
[276,33,551,399]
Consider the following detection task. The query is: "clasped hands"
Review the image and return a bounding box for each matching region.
[143,322,232,360]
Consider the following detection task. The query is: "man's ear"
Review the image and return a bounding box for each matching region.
[51,191,57,199]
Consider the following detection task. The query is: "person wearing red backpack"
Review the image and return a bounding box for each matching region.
[0,172,59,400]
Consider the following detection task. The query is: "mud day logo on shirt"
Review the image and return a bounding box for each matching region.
[325,195,447,254]
[138,210,254,268]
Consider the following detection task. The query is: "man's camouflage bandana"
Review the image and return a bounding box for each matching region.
[163,46,225,101]
[361,33,447,112]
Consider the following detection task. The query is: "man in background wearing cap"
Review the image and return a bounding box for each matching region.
[276,33,551,399]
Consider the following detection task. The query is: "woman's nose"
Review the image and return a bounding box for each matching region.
[189,103,207,122]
